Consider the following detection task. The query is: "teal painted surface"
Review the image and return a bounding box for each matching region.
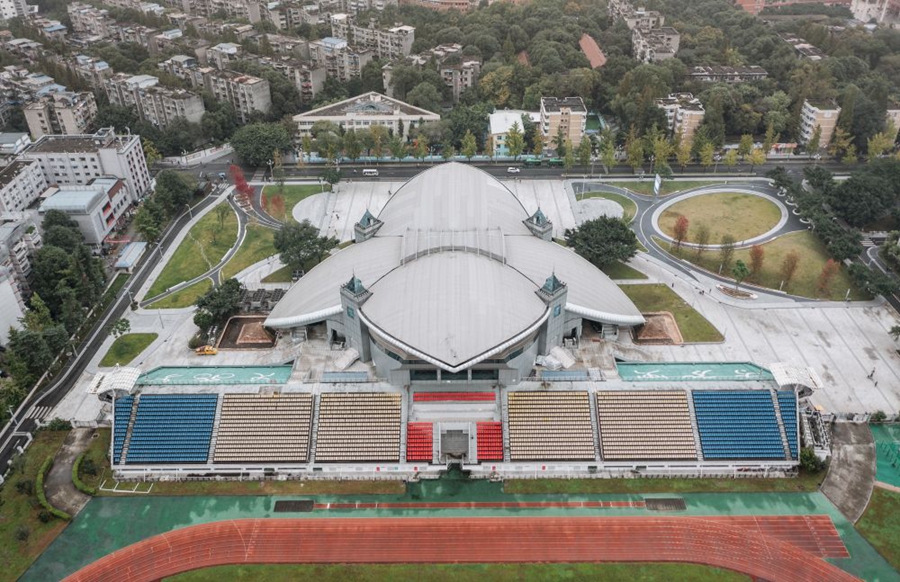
[23,470,896,582]
[616,362,774,382]
[871,424,900,488]
[137,365,293,385]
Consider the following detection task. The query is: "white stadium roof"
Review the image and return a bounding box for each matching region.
[265,163,644,370]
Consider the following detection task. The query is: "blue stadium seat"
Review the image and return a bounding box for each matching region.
[113,395,134,464]
[692,391,786,460]
[778,391,799,459]
[125,394,218,464]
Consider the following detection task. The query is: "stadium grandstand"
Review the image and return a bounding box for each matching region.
[97,165,826,482]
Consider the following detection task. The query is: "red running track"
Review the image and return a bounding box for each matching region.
[64,517,859,582]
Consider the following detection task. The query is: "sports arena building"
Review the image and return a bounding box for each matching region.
[100,165,818,482]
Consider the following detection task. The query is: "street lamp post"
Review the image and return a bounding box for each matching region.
[714,154,722,174]
[266,159,274,182]
[185,203,193,219]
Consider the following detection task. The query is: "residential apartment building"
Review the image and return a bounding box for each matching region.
[656,93,705,142]
[21,127,152,204]
[294,91,439,140]
[4,38,43,64]
[308,37,373,82]
[780,33,827,61]
[0,216,42,341]
[105,74,205,129]
[608,0,665,30]
[39,178,129,245]
[346,0,398,11]
[207,42,242,69]
[24,92,99,140]
[254,56,326,105]
[72,54,113,89]
[35,19,68,40]
[632,26,680,63]
[540,96,587,149]
[118,25,161,54]
[0,133,32,162]
[489,109,540,156]
[736,0,850,15]
[253,33,310,58]
[398,0,476,12]
[383,43,480,102]
[0,159,47,213]
[0,0,28,21]
[689,65,768,84]
[851,0,900,25]
[799,100,841,149]
[331,14,415,60]
[68,3,119,39]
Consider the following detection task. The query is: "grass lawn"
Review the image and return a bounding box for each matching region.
[658,231,867,301]
[608,180,721,196]
[582,191,637,222]
[165,563,749,581]
[221,225,277,279]
[856,487,900,570]
[619,284,724,342]
[262,184,330,222]
[658,192,781,243]
[261,264,293,283]
[96,477,403,496]
[106,272,128,297]
[99,333,158,367]
[505,469,825,495]
[144,203,237,300]
[148,279,212,309]
[602,261,648,280]
[0,431,71,581]
[78,429,111,492]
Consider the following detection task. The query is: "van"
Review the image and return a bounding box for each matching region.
[362,169,379,177]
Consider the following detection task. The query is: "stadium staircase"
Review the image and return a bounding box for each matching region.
[431,424,440,464]
[308,393,321,463]
[119,395,141,464]
[684,390,704,461]
[501,392,511,463]
[588,392,603,461]
[770,390,793,460]
[207,395,225,463]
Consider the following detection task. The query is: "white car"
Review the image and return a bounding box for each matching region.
[507,167,521,174]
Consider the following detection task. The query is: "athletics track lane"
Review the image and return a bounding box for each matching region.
[64,516,858,582]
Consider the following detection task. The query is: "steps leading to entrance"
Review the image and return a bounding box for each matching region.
[770,390,793,460]
[120,395,140,463]
[684,391,704,461]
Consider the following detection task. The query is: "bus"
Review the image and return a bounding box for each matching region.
[523,157,542,167]
[547,158,564,167]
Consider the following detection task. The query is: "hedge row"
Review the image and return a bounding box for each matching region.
[71,453,97,496]
[37,456,72,521]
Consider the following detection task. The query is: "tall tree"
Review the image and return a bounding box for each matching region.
[738,134,754,159]
[747,148,766,173]
[807,125,822,154]
[506,121,525,161]
[817,259,840,296]
[676,138,693,172]
[719,234,736,272]
[563,217,638,268]
[780,250,800,290]
[343,129,362,162]
[577,136,592,168]
[723,149,739,171]
[231,122,292,167]
[732,260,751,292]
[388,135,406,161]
[563,139,575,174]
[273,220,339,270]
[699,142,715,173]
[625,126,644,174]
[749,245,765,281]
[673,215,689,250]
[461,130,477,161]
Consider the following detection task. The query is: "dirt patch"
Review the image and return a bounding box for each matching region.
[821,422,876,523]
[634,312,683,345]
[217,316,276,350]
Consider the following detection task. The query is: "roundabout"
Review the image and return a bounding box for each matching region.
[652,187,789,249]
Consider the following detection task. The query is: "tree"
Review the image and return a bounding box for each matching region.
[763,123,780,156]
[625,126,643,174]
[153,170,194,216]
[807,125,822,154]
[406,81,443,110]
[719,234,736,272]
[738,134,754,159]
[563,216,638,268]
[867,129,894,162]
[553,126,566,156]
[699,142,715,173]
[142,138,161,167]
[343,129,362,162]
[193,278,244,330]
[441,143,456,161]
[817,259,840,296]
[695,223,711,258]
[828,126,853,158]
[216,204,230,231]
[890,325,900,341]
[274,220,339,270]
[652,134,671,172]
[723,149,739,171]
[749,245,765,281]
[230,123,292,167]
[109,318,130,338]
[780,250,801,290]
[412,135,428,162]
[747,148,766,173]
[600,135,616,174]
[461,130,477,161]
[673,215,689,250]
[842,144,858,165]
[388,135,406,161]
[506,121,524,161]
[563,139,575,174]
[370,125,388,159]
[732,260,751,292]
[676,138,692,172]
[577,136,592,169]
[301,134,314,163]
[800,447,825,473]
[321,167,341,186]
[21,294,54,332]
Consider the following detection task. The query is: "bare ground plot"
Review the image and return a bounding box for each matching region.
[821,423,876,523]
[658,192,781,243]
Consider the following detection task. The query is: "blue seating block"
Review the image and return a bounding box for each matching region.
[778,391,799,459]
[124,394,218,464]
[692,391,786,460]
[113,396,134,464]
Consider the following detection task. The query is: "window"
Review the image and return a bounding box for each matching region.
[346,306,355,319]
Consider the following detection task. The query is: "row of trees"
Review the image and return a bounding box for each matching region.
[133,170,196,244]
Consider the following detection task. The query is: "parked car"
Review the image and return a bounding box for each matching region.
[507,167,521,174]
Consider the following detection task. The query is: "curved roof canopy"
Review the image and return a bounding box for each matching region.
[265,163,644,370]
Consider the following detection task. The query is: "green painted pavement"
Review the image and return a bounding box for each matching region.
[872,424,900,489]
[137,365,293,386]
[22,471,896,581]
[616,362,773,382]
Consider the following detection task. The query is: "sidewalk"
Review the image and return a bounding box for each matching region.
[44,428,93,517]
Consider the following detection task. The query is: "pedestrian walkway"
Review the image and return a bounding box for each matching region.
[43,429,93,517]
[821,423,876,523]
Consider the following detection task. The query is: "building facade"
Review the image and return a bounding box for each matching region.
[0,159,47,213]
[38,178,130,245]
[540,97,587,149]
[105,74,206,129]
[656,93,705,142]
[799,100,841,149]
[330,14,415,60]
[0,215,42,342]
[632,26,680,63]
[489,110,539,156]
[23,92,98,140]
[308,37,373,82]
[22,128,152,204]
[294,91,439,141]
[689,65,768,84]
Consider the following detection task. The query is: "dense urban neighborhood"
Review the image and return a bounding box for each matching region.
[1,0,900,579]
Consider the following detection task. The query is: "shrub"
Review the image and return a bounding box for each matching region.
[72,453,97,496]
[871,410,888,423]
[40,418,72,431]
[37,510,52,523]
[15,526,29,542]
[15,479,33,496]
[81,458,97,476]
[187,333,205,350]
[36,456,72,521]
[800,447,825,473]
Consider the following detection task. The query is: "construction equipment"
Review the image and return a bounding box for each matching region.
[195,345,218,356]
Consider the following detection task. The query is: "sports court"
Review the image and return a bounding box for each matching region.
[136,365,293,386]
[616,362,774,382]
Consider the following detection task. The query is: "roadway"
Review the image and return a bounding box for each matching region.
[0,190,222,482]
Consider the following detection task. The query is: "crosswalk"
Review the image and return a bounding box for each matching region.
[862,238,876,248]
[25,405,53,420]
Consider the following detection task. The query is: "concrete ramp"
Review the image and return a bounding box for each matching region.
[821,422,876,523]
